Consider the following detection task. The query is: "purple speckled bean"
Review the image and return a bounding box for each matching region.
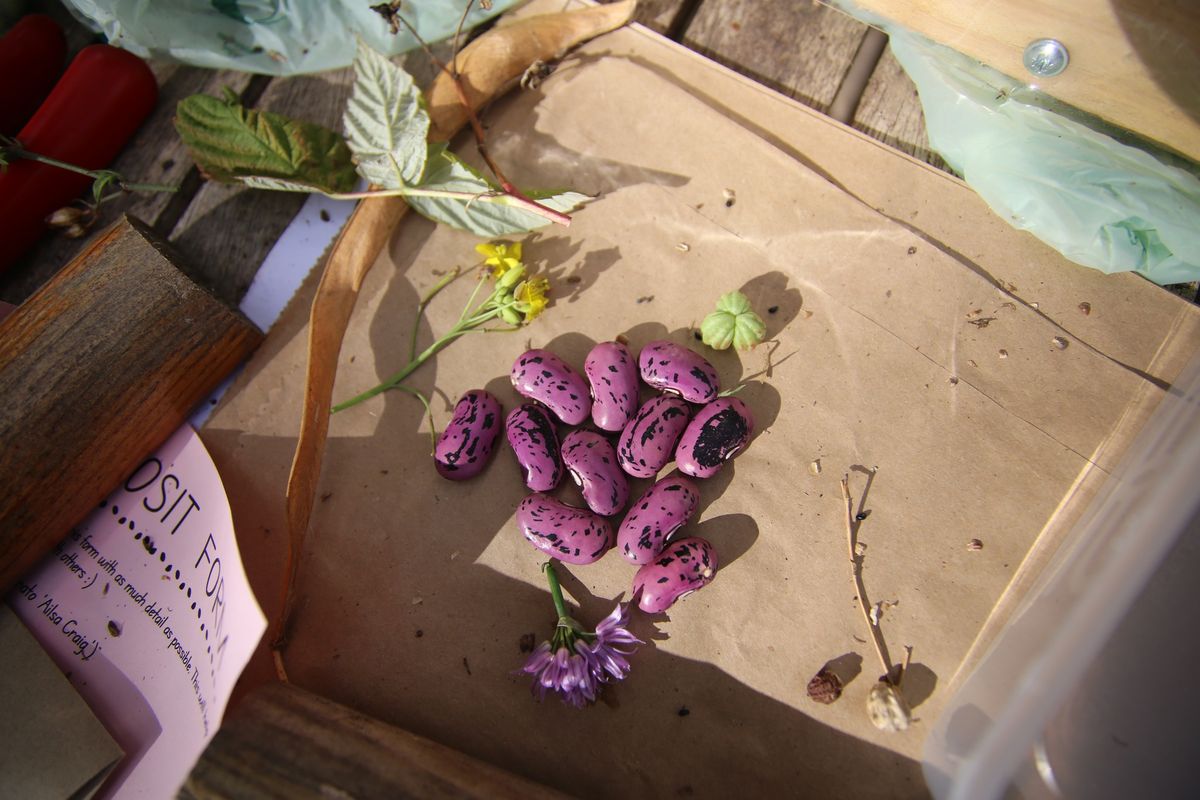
[584,341,639,432]
[506,403,562,492]
[617,475,700,565]
[516,493,614,565]
[561,429,629,516]
[632,536,718,613]
[638,340,720,403]
[434,390,501,480]
[616,395,691,479]
[675,397,755,479]
[511,349,591,425]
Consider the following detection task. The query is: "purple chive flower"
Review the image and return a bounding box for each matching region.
[518,561,642,708]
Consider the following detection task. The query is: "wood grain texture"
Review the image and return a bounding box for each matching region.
[683,0,867,111]
[181,683,568,799]
[0,217,262,592]
[854,46,946,169]
[853,0,1200,162]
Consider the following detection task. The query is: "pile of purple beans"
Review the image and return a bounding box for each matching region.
[433,339,754,613]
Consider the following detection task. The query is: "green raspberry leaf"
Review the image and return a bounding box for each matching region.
[175,93,357,194]
[343,38,429,189]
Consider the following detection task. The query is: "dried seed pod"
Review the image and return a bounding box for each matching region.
[806,667,843,704]
[866,681,912,732]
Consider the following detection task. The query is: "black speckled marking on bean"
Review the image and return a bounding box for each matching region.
[511,349,591,425]
[617,395,691,479]
[561,429,629,516]
[515,493,614,565]
[638,340,720,403]
[435,390,501,480]
[506,403,563,492]
[691,408,748,468]
[617,476,700,565]
[585,341,638,432]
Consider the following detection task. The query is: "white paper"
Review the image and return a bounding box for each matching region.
[7,425,266,799]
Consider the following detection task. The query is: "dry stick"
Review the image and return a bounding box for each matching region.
[399,1,571,225]
[842,473,895,681]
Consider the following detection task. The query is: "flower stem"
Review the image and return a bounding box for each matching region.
[332,326,473,412]
[410,266,464,361]
[543,561,571,621]
[392,384,438,453]
[3,144,178,194]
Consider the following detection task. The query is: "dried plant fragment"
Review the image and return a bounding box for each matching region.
[807,667,844,704]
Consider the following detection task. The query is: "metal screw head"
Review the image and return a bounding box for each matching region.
[1023,39,1069,78]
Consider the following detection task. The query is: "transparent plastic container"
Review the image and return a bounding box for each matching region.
[923,353,1200,799]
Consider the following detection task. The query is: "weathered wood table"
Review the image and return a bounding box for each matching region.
[0,0,938,307]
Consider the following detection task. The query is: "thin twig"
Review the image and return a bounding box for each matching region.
[842,473,894,679]
[450,0,478,80]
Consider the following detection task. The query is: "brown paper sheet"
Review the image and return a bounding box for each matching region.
[200,8,1200,798]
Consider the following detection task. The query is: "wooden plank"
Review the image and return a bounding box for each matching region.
[624,0,692,36]
[852,0,1200,163]
[0,216,262,592]
[181,682,569,799]
[682,0,868,111]
[854,45,946,169]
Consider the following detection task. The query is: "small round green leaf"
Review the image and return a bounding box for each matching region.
[700,291,766,351]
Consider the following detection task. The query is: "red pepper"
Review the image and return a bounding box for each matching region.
[0,14,67,136]
[0,44,157,272]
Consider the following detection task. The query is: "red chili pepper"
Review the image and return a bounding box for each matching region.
[0,44,157,272]
[0,14,67,136]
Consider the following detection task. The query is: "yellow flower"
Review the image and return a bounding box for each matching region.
[475,241,523,279]
[514,277,550,322]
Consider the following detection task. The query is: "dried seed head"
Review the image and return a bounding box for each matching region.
[1078,302,1091,316]
[1052,336,1069,350]
[967,538,984,551]
[46,206,85,228]
[867,680,912,732]
[806,667,843,704]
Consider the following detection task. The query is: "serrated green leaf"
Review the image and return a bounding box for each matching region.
[175,94,356,193]
[701,291,766,351]
[406,146,589,236]
[343,39,429,190]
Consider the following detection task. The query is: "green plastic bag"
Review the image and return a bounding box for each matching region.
[836,1,1200,285]
[63,0,521,76]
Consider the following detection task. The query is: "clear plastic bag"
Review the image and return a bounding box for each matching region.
[62,0,520,76]
[836,1,1200,285]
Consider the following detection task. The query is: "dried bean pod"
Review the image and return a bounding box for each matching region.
[638,339,720,403]
[506,403,562,492]
[511,349,591,425]
[516,493,614,565]
[632,536,718,613]
[584,340,639,432]
[434,390,502,480]
[616,395,691,479]
[561,429,629,516]
[617,475,700,565]
[675,397,755,478]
